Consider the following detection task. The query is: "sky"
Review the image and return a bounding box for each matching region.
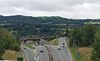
[0,0,100,19]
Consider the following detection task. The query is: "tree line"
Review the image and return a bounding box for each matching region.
[67,24,100,61]
[0,28,20,59]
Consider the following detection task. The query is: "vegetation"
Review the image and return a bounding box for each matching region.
[48,38,58,45]
[70,48,81,61]
[68,24,100,61]
[2,50,17,60]
[0,15,100,61]
[0,15,100,37]
[69,24,97,47]
[92,31,100,61]
[84,22,100,24]
[26,44,35,49]
[0,28,20,59]
[78,47,92,61]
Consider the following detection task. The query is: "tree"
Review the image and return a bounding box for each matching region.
[0,28,20,59]
[92,31,100,61]
[64,27,69,37]
[69,27,82,47]
[69,24,97,47]
[81,24,97,46]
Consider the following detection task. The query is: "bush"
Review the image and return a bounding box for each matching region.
[0,28,20,59]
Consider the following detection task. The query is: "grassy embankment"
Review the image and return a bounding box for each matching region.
[2,50,23,60]
[70,47,92,61]
[48,38,58,45]
[26,44,35,49]
[65,38,92,61]
[78,47,92,61]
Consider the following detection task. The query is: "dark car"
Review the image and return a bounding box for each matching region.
[62,43,65,45]
[62,46,64,47]
[58,48,61,50]
[40,50,43,53]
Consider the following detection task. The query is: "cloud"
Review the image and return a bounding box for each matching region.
[0,0,100,19]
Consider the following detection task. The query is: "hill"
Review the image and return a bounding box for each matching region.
[0,15,100,37]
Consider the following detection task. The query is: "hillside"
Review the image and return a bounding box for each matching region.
[0,15,100,37]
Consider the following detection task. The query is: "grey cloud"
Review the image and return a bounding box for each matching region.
[0,0,100,19]
[63,0,100,5]
[0,0,64,11]
[0,0,100,11]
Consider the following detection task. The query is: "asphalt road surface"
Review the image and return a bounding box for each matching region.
[21,37,72,61]
[58,37,72,61]
[45,45,61,61]
[36,45,49,61]
[21,45,35,61]
[35,37,72,61]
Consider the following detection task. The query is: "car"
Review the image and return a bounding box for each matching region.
[57,48,61,50]
[62,46,64,47]
[62,43,65,45]
[40,50,43,53]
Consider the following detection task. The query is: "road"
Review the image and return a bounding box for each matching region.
[45,45,61,61]
[21,45,35,61]
[21,37,72,61]
[58,37,72,61]
[35,37,72,61]
[36,45,49,61]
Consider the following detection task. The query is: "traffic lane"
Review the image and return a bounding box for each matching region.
[42,46,49,61]
[61,46,72,61]
[55,46,69,61]
[36,45,49,61]
[58,37,67,47]
[46,45,61,61]
[58,37,71,61]
[59,37,72,61]
[21,45,35,61]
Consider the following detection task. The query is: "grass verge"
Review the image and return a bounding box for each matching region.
[70,47,92,61]
[2,50,17,60]
[48,39,58,45]
[26,44,35,49]
[2,50,24,60]
[78,47,92,61]
[70,48,81,61]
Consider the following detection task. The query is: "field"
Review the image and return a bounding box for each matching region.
[78,47,92,61]
[2,50,17,60]
[84,22,100,24]
[70,47,92,61]
[2,50,23,60]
